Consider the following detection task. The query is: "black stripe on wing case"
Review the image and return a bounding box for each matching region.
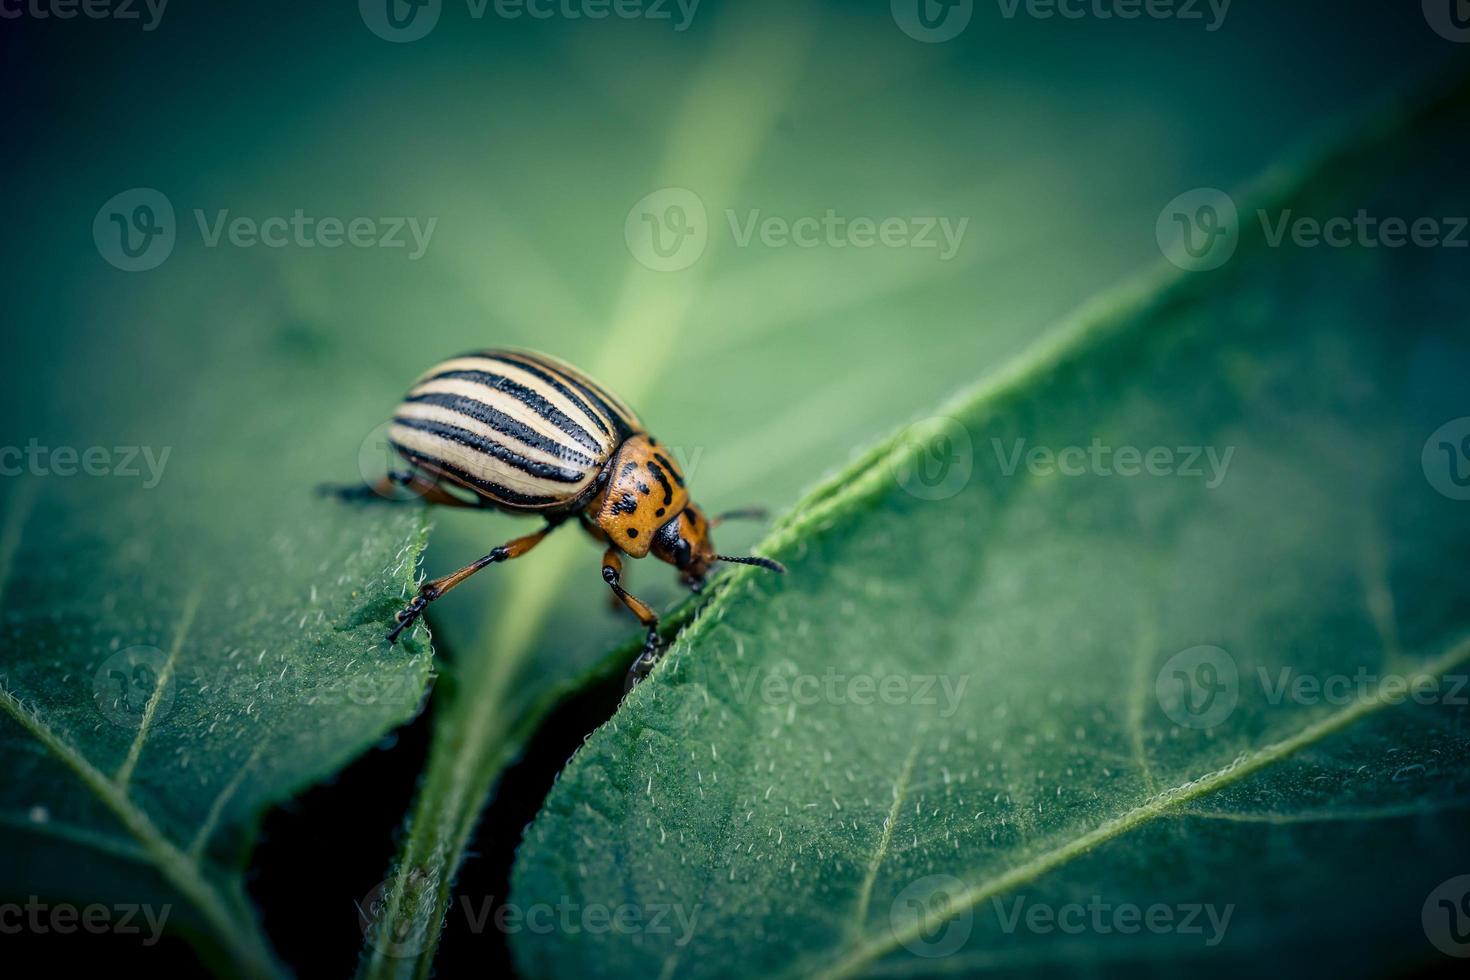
[391,416,587,483]
[651,451,685,487]
[480,352,614,439]
[389,444,562,507]
[419,369,603,454]
[493,351,640,440]
[404,392,598,468]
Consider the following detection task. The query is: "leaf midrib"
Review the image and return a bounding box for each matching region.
[0,488,278,978]
[0,680,280,978]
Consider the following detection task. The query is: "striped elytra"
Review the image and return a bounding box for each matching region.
[388,349,644,510]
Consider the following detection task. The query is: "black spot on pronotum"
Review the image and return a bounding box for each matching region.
[655,507,666,517]
[645,460,674,505]
[626,528,638,538]
[652,452,684,487]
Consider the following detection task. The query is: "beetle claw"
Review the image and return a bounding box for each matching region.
[623,630,663,692]
[386,595,429,644]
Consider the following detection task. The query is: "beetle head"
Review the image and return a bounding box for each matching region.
[652,503,784,591]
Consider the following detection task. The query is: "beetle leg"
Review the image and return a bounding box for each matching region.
[387,521,559,644]
[399,474,486,509]
[317,472,407,501]
[601,548,663,690]
[321,470,486,509]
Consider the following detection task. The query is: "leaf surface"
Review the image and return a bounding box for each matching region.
[0,286,434,976]
[509,72,1470,979]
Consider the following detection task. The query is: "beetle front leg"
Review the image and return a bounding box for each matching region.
[387,521,559,644]
[601,548,663,690]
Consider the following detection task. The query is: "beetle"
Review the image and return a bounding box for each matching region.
[324,348,784,689]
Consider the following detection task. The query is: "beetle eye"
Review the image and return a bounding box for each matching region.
[674,539,692,568]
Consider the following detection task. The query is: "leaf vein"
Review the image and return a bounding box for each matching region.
[116,586,202,788]
[811,636,1470,980]
[851,740,921,934]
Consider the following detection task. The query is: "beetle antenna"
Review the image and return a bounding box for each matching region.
[716,554,786,573]
[712,507,768,526]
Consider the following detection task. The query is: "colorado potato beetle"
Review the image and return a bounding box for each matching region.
[325,348,784,689]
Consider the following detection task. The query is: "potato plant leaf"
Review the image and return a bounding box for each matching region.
[0,303,435,977]
[509,71,1470,978]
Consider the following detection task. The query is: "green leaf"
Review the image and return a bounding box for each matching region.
[0,285,435,976]
[351,16,1468,979]
[508,72,1470,979]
